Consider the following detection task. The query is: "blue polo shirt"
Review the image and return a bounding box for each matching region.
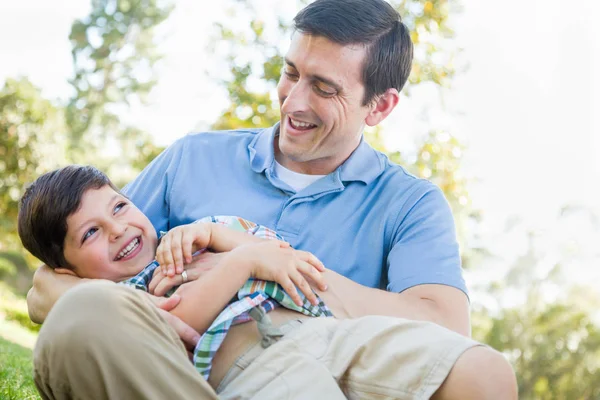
[122,124,467,295]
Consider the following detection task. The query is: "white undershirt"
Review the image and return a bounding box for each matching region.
[273,160,326,192]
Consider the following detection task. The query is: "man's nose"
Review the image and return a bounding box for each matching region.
[280,80,310,115]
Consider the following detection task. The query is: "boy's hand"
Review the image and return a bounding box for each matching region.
[156,223,212,277]
[229,241,328,307]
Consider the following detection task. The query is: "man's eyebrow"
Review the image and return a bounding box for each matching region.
[284,58,342,92]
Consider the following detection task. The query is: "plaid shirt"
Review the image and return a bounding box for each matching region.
[120,215,333,379]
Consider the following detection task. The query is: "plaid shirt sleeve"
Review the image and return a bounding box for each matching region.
[119,260,160,292]
[195,215,284,241]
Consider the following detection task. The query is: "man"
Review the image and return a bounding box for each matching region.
[28,0,517,398]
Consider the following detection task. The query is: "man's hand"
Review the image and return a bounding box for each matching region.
[149,252,226,296]
[27,265,85,324]
[144,293,201,355]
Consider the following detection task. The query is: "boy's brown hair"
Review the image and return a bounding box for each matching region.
[18,165,119,269]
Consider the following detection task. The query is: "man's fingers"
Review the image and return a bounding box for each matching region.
[148,271,163,294]
[154,276,181,297]
[143,292,181,311]
[156,308,200,352]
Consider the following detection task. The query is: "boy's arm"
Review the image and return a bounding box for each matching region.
[205,222,265,251]
[169,252,253,333]
[168,241,327,334]
[157,222,268,277]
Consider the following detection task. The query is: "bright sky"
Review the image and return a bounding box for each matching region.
[1,0,599,279]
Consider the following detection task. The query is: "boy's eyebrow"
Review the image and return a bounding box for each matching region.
[284,58,342,92]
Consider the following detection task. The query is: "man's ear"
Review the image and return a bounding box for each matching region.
[55,267,78,276]
[365,88,400,127]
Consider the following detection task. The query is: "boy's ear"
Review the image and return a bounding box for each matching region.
[55,267,77,276]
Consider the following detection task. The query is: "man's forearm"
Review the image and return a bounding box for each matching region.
[27,265,86,324]
[320,269,471,336]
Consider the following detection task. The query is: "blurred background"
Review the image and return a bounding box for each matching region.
[0,0,598,398]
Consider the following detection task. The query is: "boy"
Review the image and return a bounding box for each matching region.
[18,165,330,378]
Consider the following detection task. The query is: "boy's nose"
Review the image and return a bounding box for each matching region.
[109,221,127,241]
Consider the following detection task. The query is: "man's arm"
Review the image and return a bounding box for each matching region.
[27,265,87,324]
[324,183,471,336]
[317,269,470,336]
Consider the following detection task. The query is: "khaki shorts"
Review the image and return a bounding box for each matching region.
[217,315,481,400]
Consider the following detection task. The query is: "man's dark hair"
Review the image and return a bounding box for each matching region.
[293,0,414,105]
[18,165,119,269]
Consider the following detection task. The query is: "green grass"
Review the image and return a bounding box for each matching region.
[0,337,40,400]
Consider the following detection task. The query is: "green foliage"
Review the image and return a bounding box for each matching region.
[0,251,34,295]
[0,337,39,399]
[0,0,169,269]
[0,78,66,251]
[65,0,171,178]
[475,288,600,399]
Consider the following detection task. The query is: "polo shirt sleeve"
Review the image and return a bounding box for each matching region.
[386,184,468,297]
[122,137,186,234]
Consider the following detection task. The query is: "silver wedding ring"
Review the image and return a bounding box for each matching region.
[181,270,188,284]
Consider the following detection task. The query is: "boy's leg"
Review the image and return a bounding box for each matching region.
[219,316,516,400]
[33,280,218,400]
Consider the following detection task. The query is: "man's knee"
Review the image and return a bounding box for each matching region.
[35,281,143,362]
[434,346,518,400]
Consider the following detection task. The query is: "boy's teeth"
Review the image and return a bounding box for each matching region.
[117,238,139,260]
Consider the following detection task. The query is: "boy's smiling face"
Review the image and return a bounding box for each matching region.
[62,185,157,281]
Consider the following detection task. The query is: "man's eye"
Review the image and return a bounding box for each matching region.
[114,201,128,214]
[82,228,98,243]
[283,69,299,81]
[314,85,336,97]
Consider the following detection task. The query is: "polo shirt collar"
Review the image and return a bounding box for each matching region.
[248,123,385,185]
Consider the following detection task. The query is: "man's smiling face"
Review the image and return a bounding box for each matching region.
[276,32,374,175]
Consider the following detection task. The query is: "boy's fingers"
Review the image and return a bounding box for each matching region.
[290,268,317,306]
[159,236,176,276]
[299,250,325,272]
[170,231,184,274]
[182,231,194,264]
[301,260,328,292]
[279,276,302,307]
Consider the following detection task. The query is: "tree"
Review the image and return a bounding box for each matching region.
[0,78,67,251]
[65,0,172,184]
[471,209,600,399]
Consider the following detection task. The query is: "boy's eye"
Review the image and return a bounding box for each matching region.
[114,201,128,214]
[82,228,98,243]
